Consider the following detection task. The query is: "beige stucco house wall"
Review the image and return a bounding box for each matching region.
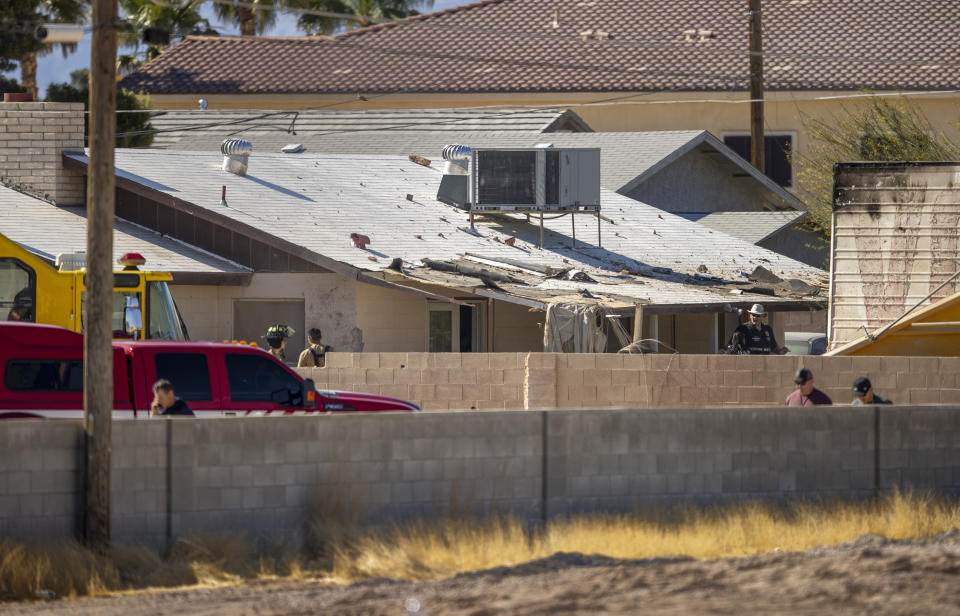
[173,275,813,355]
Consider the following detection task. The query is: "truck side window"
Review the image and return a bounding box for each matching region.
[0,259,36,322]
[5,360,83,392]
[225,353,301,403]
[154,353,212,400]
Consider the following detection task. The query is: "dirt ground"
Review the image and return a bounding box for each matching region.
[6,531,960,615]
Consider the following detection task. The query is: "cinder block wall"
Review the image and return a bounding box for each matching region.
[0,101,85,204]
[0,421,82,539]
[298,353,960,410]
[3,405,960,546]
[300,353,528,410]
[112,412,542,546]
[546,407,877,516]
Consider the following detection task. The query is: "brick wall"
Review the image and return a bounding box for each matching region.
[298,353,960,410]
[3,406,960,546]
[0,101,84,204]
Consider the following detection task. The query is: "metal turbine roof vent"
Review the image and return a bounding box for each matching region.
[441,144,471,175]
[221,138,252,176]
[437,144,472,208]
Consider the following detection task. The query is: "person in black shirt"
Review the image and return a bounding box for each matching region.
[150,378,195,416]
[851,377,893,405]
[728,304,788,355]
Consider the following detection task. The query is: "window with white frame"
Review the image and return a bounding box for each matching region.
[426,301,486,352]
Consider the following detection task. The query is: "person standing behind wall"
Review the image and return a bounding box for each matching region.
[298,327,332,368]
[264,324,295,362]
[785,368,832,406]
[851,377,893,405]
[728,304,788,355]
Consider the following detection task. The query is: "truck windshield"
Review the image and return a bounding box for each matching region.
[146,281,186,340]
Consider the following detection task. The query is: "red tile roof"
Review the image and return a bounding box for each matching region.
[120,0,960,95]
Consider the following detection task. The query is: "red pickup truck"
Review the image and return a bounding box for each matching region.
[0,322,419,418]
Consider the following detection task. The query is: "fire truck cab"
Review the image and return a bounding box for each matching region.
[1,232,187,340]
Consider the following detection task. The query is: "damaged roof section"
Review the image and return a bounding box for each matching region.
[399,254,824,314]
[63,149,826,312]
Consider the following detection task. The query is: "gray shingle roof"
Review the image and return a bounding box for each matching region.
[676,211,806,244]
[120,0,960,95]
[143,124,801,212]
[0,186,250,275]
[64,149,823,309]
[145,107,591,150]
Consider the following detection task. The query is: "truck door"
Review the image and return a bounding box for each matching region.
[139,348,222,416]
[219,349,306,415]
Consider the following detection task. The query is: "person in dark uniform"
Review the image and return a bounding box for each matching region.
[150,379,194,416]
[851,377,893,405]
[728,304,788,355]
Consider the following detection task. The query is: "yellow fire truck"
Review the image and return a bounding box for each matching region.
[1,232,188,340]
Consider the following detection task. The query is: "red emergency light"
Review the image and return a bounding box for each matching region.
[118,253,146,268]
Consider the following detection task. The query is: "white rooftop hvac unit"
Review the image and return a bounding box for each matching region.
[435,146,601,212]
[472,147,601,211]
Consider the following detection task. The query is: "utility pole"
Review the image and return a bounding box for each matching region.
[84,0,118,552]
[748,0,765,174]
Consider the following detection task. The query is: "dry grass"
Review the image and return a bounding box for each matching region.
[2,490,959,601]
[0,539,120,601]
[327,490,960,581]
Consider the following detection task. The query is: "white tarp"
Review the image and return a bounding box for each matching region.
[543,302,608,352]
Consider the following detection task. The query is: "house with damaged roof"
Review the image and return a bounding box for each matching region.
[119,0,960,194]
[146,108,825,267]
[1,102,826,360]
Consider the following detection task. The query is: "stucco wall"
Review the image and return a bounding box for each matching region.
[355,282,428,352]
[171,273,359,350]
[4,404,960,545]
[493,301,544,352]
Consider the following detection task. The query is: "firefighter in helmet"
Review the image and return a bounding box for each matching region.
[264,324,295,361]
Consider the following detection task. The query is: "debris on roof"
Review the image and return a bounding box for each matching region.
[67,149,828,314]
